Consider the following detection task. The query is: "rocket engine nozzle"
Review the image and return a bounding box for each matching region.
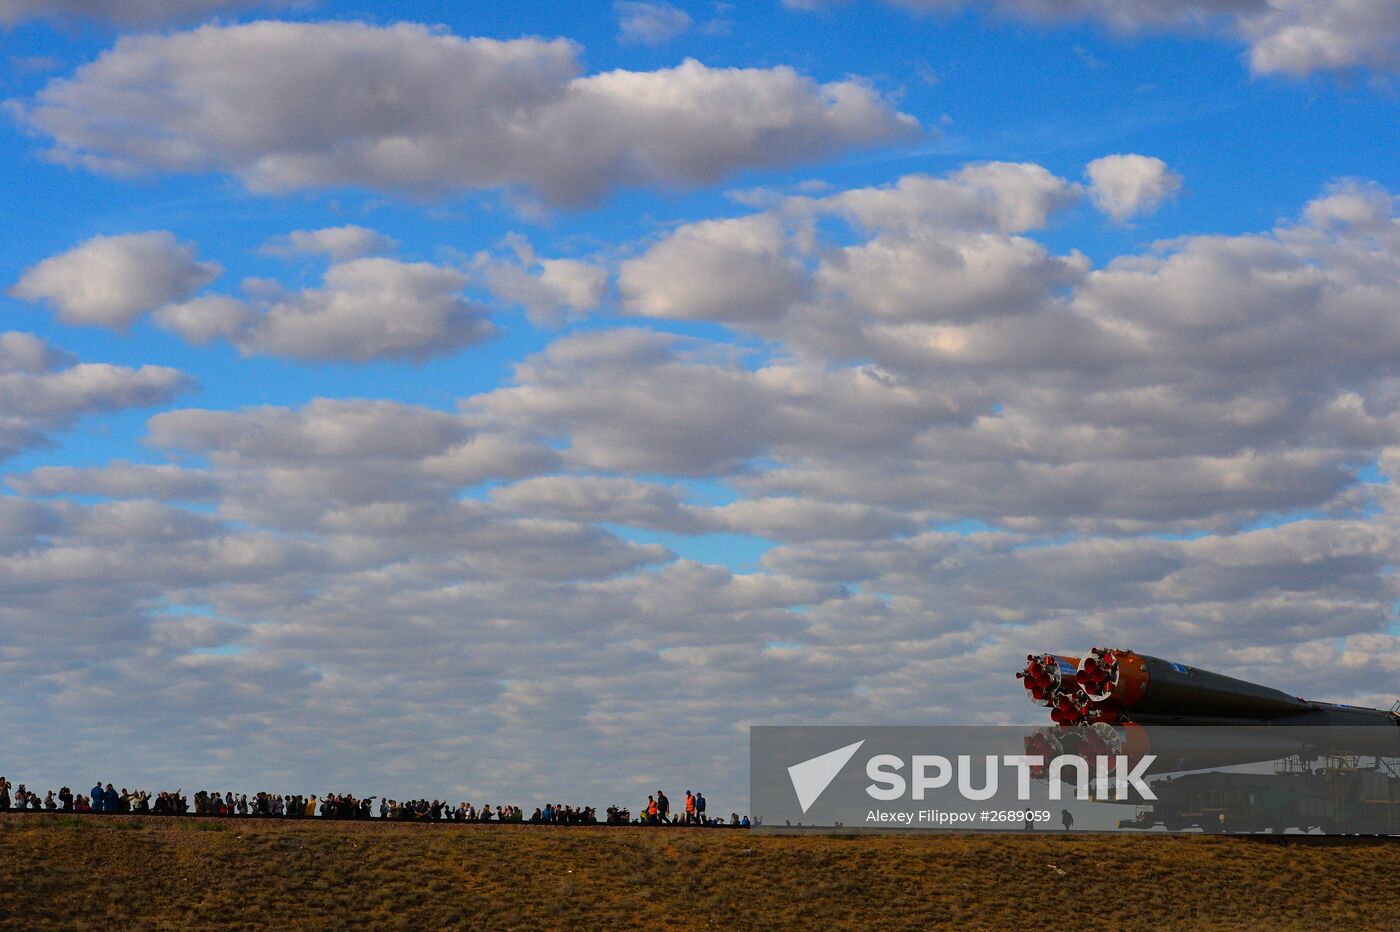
[1076,647,1122,702]
[1018,653,1083,711]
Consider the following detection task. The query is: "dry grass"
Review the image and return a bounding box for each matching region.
[0,813,1394,929]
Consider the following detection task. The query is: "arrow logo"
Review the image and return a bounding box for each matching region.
[787,739,865,813]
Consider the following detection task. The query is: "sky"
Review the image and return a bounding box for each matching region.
[1,0,1399,812]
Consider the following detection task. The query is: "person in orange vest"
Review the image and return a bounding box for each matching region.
[684,790,696,825]
[646,795,658,825]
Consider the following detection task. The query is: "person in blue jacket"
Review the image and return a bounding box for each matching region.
[91,781,104,813]
[104,784,119,814]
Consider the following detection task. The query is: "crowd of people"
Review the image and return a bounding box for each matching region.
[0,776,749,827]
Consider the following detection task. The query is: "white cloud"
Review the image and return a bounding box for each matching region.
[812,161,1083,234]
[816,229,1088,320]
[479,329,972,475]
[492,476,698,531]
[244,259,490,363]
[21,231,496,362]
[619,215,808,322]
[152,296,260,346]
[706,497,921,541]
[19,21,917,207]
[147,398,471,465]
[490,477,921,542]
[1240,0,1400,76]
[478,169,1400,539]
[1086,153,1183,221]
[419,435,561,486]
[478,240,607,326]
[0,333,192,461]
[260,225,397,261]
[789,1,1400,76]
[11,232,221,329]
[158,258,494,363]
[616,1,694,45]
[3,363,192,421]
[0,331,70,373]
[0,0,275,26]
[1302,178,1396,231]
[9,463,219,501]
[613,162,1088,333]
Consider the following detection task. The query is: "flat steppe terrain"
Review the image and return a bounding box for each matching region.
[0,813,1394,929]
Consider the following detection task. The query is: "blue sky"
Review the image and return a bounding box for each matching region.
[1,0,1398,809]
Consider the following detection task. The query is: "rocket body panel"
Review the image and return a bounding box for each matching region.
[1127,654,1311,719]
[1280,702,1399,728]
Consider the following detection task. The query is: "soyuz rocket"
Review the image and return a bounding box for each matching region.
[1016,648,1400,779]
[1016,647,1399,728]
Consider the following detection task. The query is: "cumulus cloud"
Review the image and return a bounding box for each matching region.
[492,476,699,531]
[787,1,1400,76]
[0,333,191,461]
[817,230,1088,321]
[0,0,275,26]
[260,225,397,261]
[419,434,562,486]
[477,237,607,326]
[1238,0,1400,76]
[0,331,70,373]
[18,229,496,362]
[1086,154,1183,221]
[151,296,260,346]
[706,497,921,541]
[156,258,494,363]
[479,328,973,475]
[147,398,471,465]
[9,463,219,501]
[11,232,221,329]
[1302,178,1396,231]
[620,215,808,322]
[476,168,1400,540]
[19,21,917,207]
[620,162,1090,326]
[616,1,693,45]
[3,363,191,421]
[491,477,922,542]
[811,161,1083,234]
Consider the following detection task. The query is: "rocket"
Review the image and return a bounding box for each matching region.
[1016,647,1399,728]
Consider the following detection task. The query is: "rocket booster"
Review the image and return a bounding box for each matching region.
[1017,647,1400,728]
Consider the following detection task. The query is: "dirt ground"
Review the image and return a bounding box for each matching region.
[0,813,1395,929]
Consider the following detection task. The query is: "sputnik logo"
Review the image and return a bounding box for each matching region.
[787,739,865,813]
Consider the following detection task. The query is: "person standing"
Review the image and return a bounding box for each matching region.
[91,781,104,813]
[684,790,695,825]
[695,791,706,825]
[656,790,671,824]
[1061,809,1074,832]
